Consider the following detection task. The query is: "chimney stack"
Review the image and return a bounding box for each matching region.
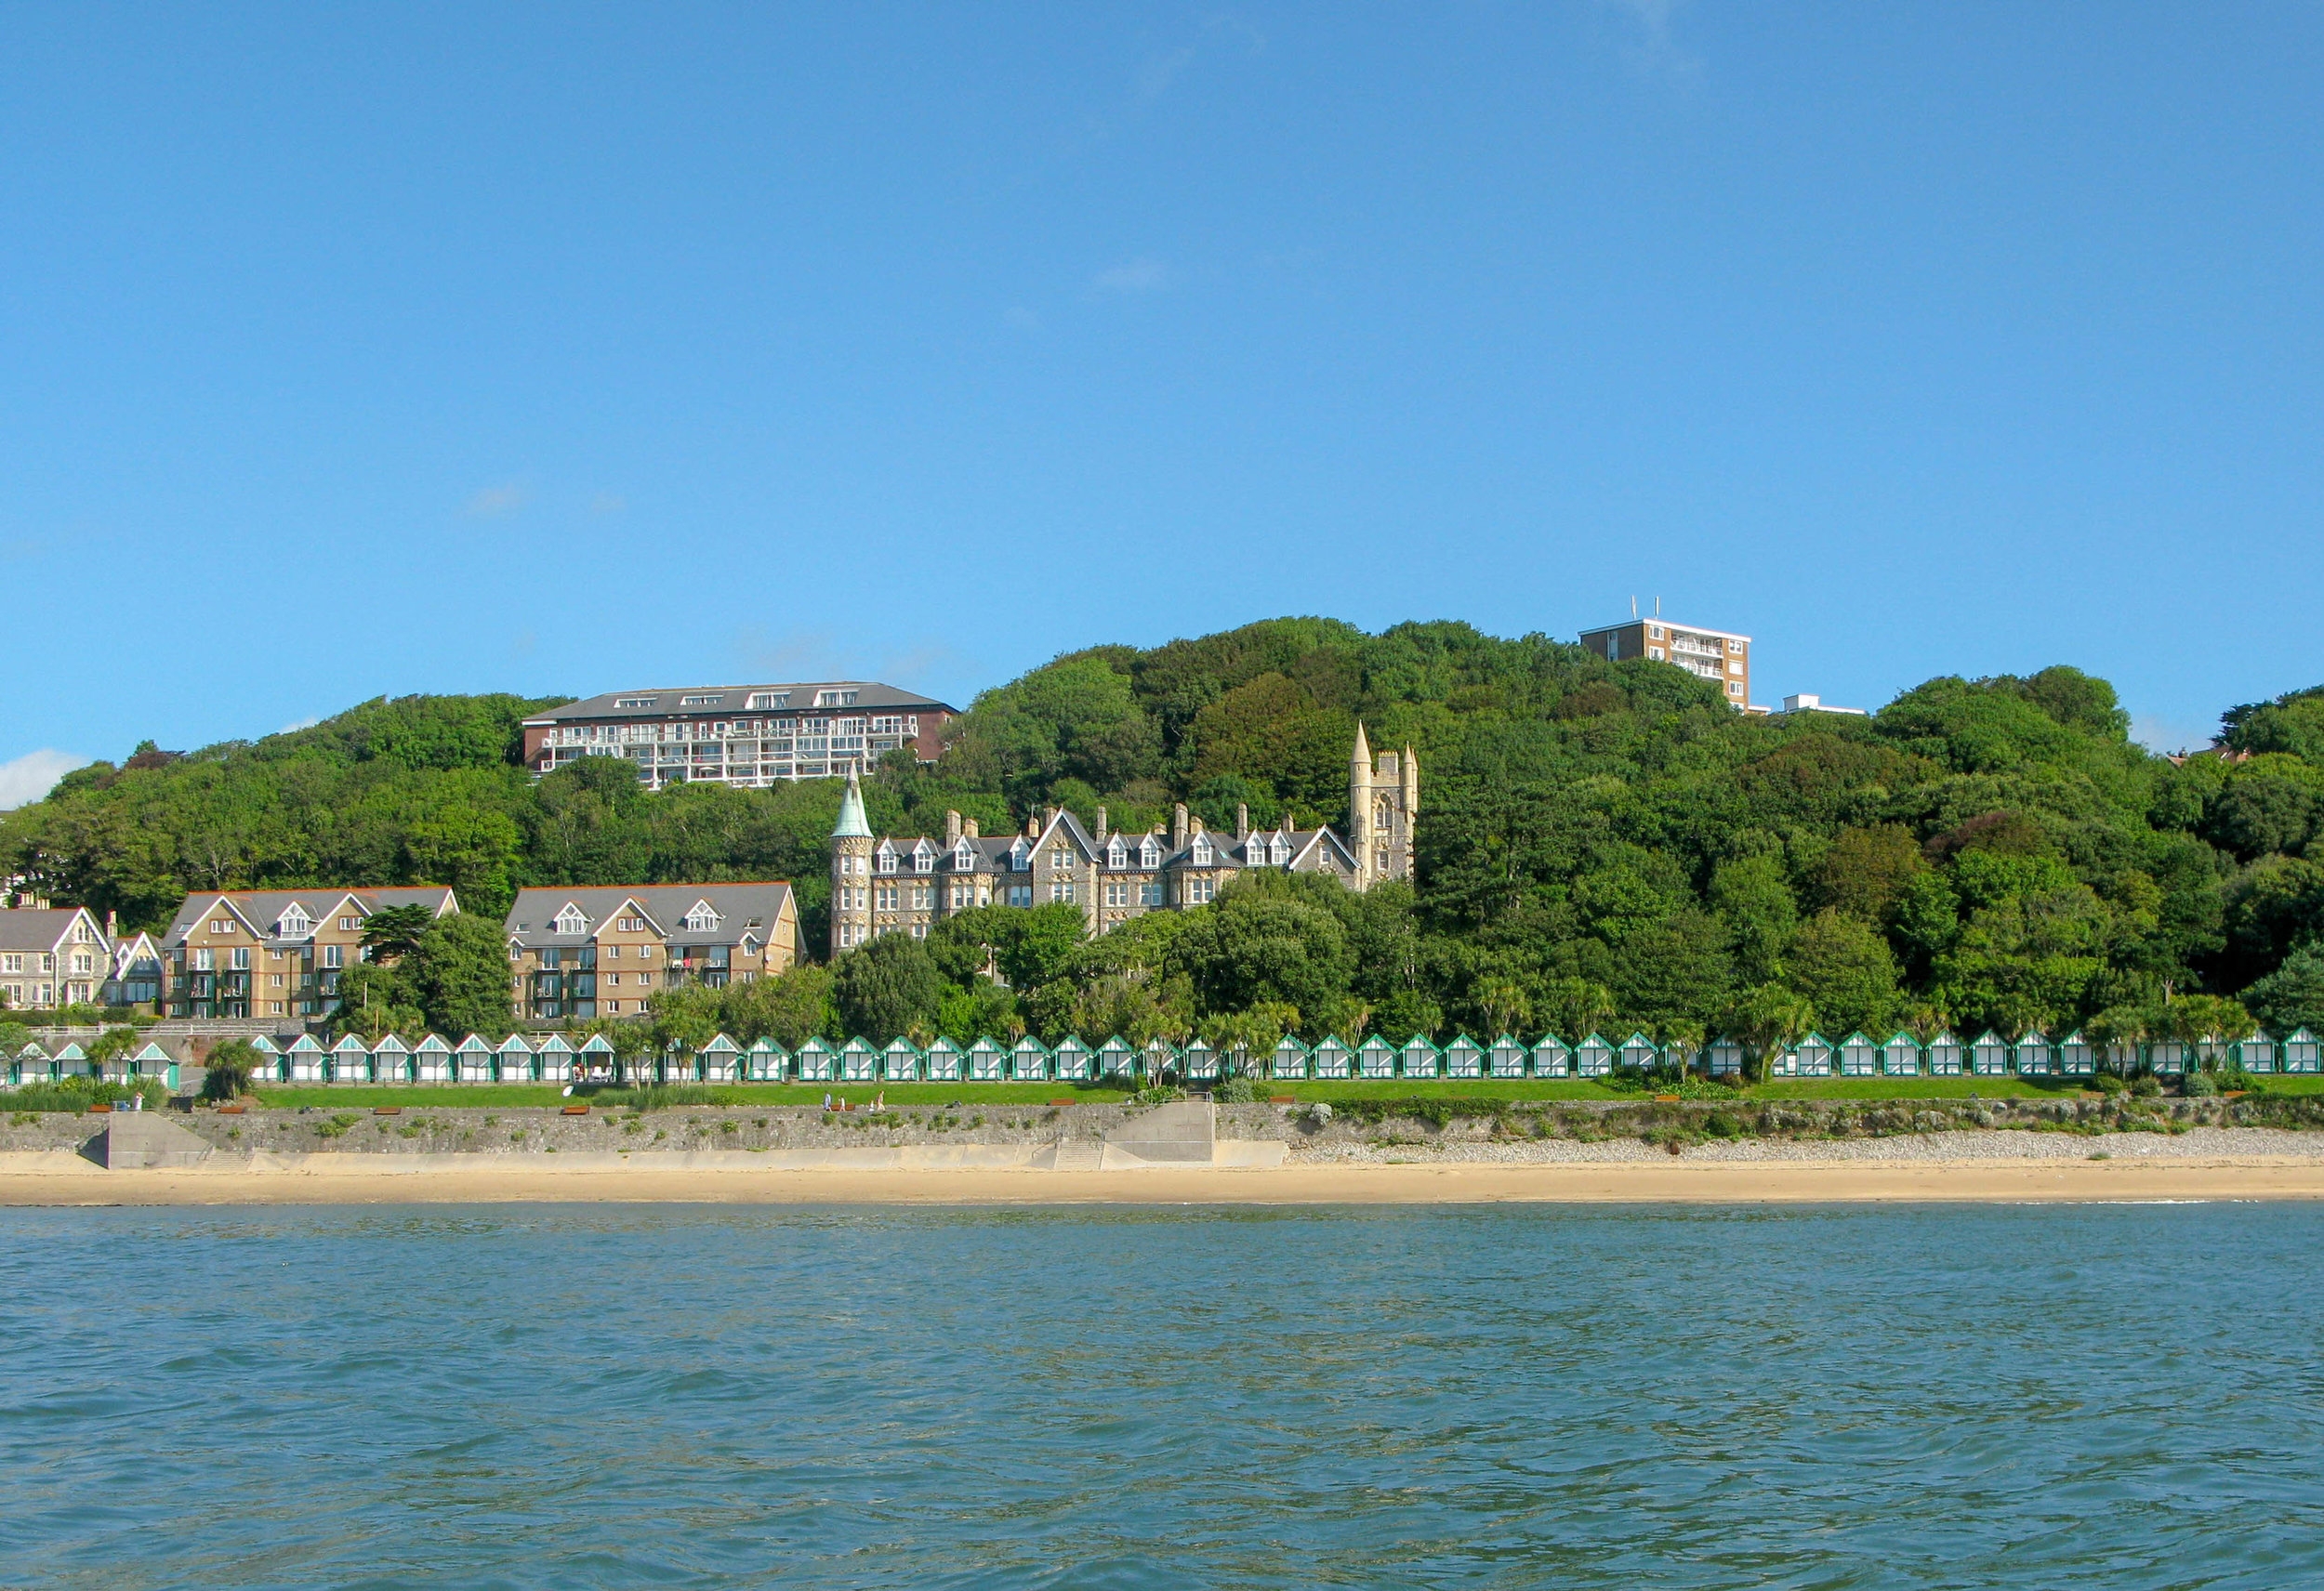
[106,910,119,941]
[964,817,979,839]
[945,809,962,845]
[1235,803,1249,840]
[1094,807,1109,843]
[1172,803,1189,851]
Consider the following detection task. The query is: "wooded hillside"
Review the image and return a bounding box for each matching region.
[7,619,2323,1046]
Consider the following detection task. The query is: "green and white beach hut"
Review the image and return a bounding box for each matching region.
[286,1033,326,1083]
[414,1033,453,1082]
[839,1037,880,1083]
[575,1033,615,1083]
[2057,1031,2095,1076]
[131,1041,179,1090]
[2284,1028,2320,1073]
[1880,1032,1921,1076]
[1926,1032,1964,1075]
[1532,1034,1572,1078]
[1010,1034,1050,1083]
[2196,1033,2230,1072]
[452,1033,491,1082]
[247,1033,284,1082]
[965,1036,1005,1081]
[1181,1038,1220,1080]
[1487,1034,1526,1078]
[329,1034,371,1084]
[489,1032,530,1083]
[1271,1034,1310,1080]
[1574,1033,1616,1077]
[1098,1035,1138,1080]
[372,1033,413,1084]
[1445,1035,1486,1079]
[1053,1035,1094,1082]
[1358,1034,1398,1078]
[795,1036,838,1083]
[1971,1031,2011,1076]
[1313,1035,1353,1080]
[2014,1032,2052,1077]
[2102,1035,2140,1075]
[1400,1034,1441,1081]
[1839,1032,1878,1076]
[95,1042,136,1085]
[2235,1032,2277,1073]
[746,1036,787,1082]
[880,1036,920,1084]
[925,1036,965,1082]
[702,1032,743,1083]
[50,1042,90,1081]
[1705,1036,1743,1078]
[13,1040,51,1085]
[1794,1032,1834,1077]
[537,1032,576,1083]
[662,1040,698,1084]
[2149,1037,2188,1075]
[1618,1032,1659,1073]
[1142,1037,1178,1079]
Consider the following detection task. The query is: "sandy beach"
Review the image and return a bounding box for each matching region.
[9,1147,2324,1205]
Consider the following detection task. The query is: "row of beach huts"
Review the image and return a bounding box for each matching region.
[8,1025,2320,1089]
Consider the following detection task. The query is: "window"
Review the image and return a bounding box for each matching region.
[911,886,933,910]
[278,906,310,937]
[1050,881,1076,904]
[1141,840,1162,868]
[1140,882,1165,907]
[555,906,588,936]
[1191,838,1212,865]
[211,918,235,934]
[1727,681,1743,696]
[878,848,898,874]
[680,693,724,706]
[913,848,934,874]
[877,885,899,912]
[1108,839,1128,868]
[953,843,976,870]
[1010,841,1031,872]
[270,972,284,988]
[1728,660,1744,674]
[231,948,250,970]
[1185,876,1214,904]
[747,692,790,710]
[1649,625,1664,640]
[949,885,971,910]
[323,944,343,969]
[1648,647,1664,660]
[0,954,16,974]
[1728,638,1745,653]
[816,690,859,707]
[1105,882,1129,909]
[1007,886,1033,907]
[684,903,722,932]
[615,696,658,708]
[339,916,359,931]
[193,948,213,971]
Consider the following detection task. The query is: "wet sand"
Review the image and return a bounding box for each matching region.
[7,1152,2324,1205]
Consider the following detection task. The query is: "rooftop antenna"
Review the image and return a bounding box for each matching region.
[1655,596,1661,618]
[1630,595,1638,620]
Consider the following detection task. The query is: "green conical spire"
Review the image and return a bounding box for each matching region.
[832,766,872,839]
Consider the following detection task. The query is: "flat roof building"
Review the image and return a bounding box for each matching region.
[521,681,957,791]
[1578,620,1750,708]
[1780,693,1868,717]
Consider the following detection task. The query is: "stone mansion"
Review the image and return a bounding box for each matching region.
[829,726,1417,954]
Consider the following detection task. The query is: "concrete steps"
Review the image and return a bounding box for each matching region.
[98,1114,215,1169]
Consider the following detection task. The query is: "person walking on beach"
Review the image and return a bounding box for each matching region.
[823,1091,832,1111]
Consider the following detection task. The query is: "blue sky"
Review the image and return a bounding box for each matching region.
[5,3,2320,803]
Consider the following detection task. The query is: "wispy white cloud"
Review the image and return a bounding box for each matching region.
[2131,713,2215,756]
[0,749,83,810]
[1606,0,1700,76]
[1092,257,1171,295]
[278,717,321,735]
[462,480,530,519]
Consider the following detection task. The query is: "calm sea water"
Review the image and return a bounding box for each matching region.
[4,1202,2322,1589]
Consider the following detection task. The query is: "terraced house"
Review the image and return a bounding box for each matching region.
[520,680,956,791]
[502,884,799,1022]
[0,906,111,1010]
[829,727,1416,953]
[161,888,459,1019]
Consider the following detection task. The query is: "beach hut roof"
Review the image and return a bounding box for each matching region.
[1797,1032,1832,1053]
[1314,1035,1353,1057]
[703,1032,741,1055]
[1708,1034,1742,1054]
[2016,1030,2049,1045]
[133,1040,172,1061]
[249,1034,281,1054]
[1532,1033,1571,1055]
[881,1035,920,1057]
[330,1034,369,1055]
[1274,1032,1311,1054]
[1882,1030,1918,1047]
[455,1033,493,1053]
[1576,1032,1613,1052]
[1359,1033,1397,1054]
[797,1036,835,1057]
[2291,1027,2317,1044]
[373,1033,411,1055]
[1399,1033,1440,1055]
[1011,1033,1050,1057]
[287,1033,324,1055]
[535,1033,574,1055]
[1929,1031,1960,1048]
[415,1033,452,1054]
[926,1036,962,1057]
[965,1036,1002,1056]
[16,1041,47,1060]
[1840,1031,1873,1049]
[578,1034,615,1055]
[839,1036,877,1056]
[1099,1034,1135,1058]
[1489,1032,1523,1052]
[1446,1033,1483,1056]
[1053,1034,1090,1057]
[52,1043,86,1061]
[748,1035,785,1055]
[1182,1036,1213,1055]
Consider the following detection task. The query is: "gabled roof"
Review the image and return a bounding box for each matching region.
[503,883,795,948]
[161,888,457,949]
[0,906,107,954]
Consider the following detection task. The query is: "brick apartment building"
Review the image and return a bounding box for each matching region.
[160,888,459,1019]
[0,906,112,1010]
[502,883,799,1021]
[1578,619,1752,707]
[521,681,957,792]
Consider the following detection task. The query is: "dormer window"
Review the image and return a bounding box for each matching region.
[1272,836,1290,865]
[277,906,311,938]
[953,842,976,870]
[746,691,790,710]
[912,843,935,874]
[1191,837,1213,865]
[614,696,657,709]
[1141,838,1162,868]
[1108,838,1128,869]
[876,845,899,874]
[680,693,724,706]
[554,905,588,936]
[1010,839,1032,872]
[816,689,859,707]
[684,902,722,933]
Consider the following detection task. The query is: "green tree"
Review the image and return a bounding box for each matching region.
[408,911,513,1039]
[833,934,945,1043]
[360,904,439,963]
[1783,910,1903,1038]
[1710,852,1798,984]
[720,963,836,1048]
[2243,947,2324,1038]
[203,1037,263,1100]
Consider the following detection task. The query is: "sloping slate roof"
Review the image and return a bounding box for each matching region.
[0,908,102,954]
[525,681,955,725]
[162,888,456,949]
[503,883,796,949]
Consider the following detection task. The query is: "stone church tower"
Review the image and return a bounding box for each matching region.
[828,766,875,956]
[1349,724,1418,889]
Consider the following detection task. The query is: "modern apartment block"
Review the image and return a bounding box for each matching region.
[503,884,799,1022]
[0,906,112,1009]
[521,681,957,791]
[1578,619,1751,707]
[829,728,1415,954]
[160,888,459,1019]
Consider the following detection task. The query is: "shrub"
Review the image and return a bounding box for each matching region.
[2130,1074,2163,1098]
[203,1039,263,1101]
